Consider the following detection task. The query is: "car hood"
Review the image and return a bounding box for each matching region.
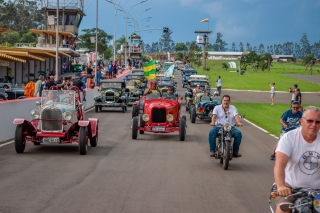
[145,99,178,110]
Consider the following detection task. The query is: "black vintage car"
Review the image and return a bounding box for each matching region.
[94,80,129,113]
[0,86,26,100]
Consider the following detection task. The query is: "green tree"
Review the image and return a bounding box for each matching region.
[175,42,187,52]
[214,32,228,51]
[302,52,316,75]
[240,51,260,72]
[259,52,272,72]
[222,62,228,71]
[0,0,44,32]
[159,28,174,53]
[0,31,20,45]
[78,28,113,54]
[300,33,311,56]
[19,31,36,43]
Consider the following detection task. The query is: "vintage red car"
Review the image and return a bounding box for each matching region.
[13,87,99,155]
[131,92,186,141]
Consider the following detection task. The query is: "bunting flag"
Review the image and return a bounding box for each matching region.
[143,60,157,80]
[200,18,209,23]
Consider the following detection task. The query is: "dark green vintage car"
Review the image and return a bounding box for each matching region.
[94,79,129,113]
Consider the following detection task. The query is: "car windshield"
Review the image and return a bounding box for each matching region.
[146,92,161,100]
[190,81,208,87]
[162,92,176,100]
[101,82,122,88]
[201,96,211,102]
[212,97,221,102]
[41,90,75,106]
[126,80,138,86]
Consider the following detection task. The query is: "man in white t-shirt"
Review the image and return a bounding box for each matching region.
[216,76,222,96]
[208,95,243,157]
[274,106,320,213]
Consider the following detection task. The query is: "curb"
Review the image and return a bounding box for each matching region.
[220,89,319,94]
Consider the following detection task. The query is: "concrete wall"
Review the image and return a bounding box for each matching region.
[0,88,99,142]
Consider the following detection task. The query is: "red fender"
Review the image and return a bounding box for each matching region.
[88,118,99,137]
[78,120,89,127]
[13,118,26,125]
[135,101,140,107]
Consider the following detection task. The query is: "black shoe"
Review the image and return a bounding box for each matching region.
[233,152,242,158]
[83,98,86,101]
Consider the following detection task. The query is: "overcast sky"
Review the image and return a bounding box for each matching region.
[79,0,320,49]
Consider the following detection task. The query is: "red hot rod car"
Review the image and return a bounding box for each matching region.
[131,93,186,141]
[13,88,99,155]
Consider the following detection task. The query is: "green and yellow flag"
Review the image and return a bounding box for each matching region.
[143,60,156,80]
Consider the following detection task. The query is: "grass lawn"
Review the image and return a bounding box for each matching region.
[232,103,320,137]
[193,60,320,92]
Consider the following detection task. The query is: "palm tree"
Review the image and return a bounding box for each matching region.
[115,35,126,61]
[302,53,316,75]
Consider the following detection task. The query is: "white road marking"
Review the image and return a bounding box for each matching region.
[243,118,279,139]
[0,107,95,148]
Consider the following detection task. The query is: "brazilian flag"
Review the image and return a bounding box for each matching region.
[143,60,156,80]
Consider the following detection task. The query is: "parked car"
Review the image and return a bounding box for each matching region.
[189,93,221,123]
[131,93,186,141]
[13,88,99,155]
[94,79,128,113]
[0,82,11,89]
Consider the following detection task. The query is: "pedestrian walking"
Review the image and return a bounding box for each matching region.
[86,64,93,89]
[113,61,117,78]
[269,82,276,105]
[216,76,222,96]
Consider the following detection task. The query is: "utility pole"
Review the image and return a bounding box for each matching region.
[95,0,98,86]
[55,0,59,80]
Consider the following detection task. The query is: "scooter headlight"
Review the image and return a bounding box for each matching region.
[63,111,72,121]
[166,114,174,122]
[115,92,120,97]
[142,114,149,121]
[30,109,40,119]
[223,124,232,131]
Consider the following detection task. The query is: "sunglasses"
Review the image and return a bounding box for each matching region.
[302,117,320,125]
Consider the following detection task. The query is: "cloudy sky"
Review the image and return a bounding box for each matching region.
[79,0,320,49]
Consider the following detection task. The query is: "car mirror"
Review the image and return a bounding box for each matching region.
[35,101,40,106]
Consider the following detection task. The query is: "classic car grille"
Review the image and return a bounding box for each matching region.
[105,92,115,101]
[152,108,166,123]
[41,107,62,131]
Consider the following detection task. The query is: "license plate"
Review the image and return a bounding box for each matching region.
[152,127,165,131]
[43,138,60,143]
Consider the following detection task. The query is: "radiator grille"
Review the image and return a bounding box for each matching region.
[152,108,166,123]
[41,107,62,131]
[105,92,114,101]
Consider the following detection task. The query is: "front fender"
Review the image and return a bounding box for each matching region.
[13,119,37,133]
[13,118,26,125]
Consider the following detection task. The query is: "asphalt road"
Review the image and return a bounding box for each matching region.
[0,72,281,213]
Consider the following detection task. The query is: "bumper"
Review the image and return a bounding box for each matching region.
[94,102,126,107]
[139,126,180,133]
[129,96,139,102]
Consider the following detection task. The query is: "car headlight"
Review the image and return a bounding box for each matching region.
[63,111,72,121]
[101,93,106,97]
[223,124,232,131]
[142,114,149,121]
[30,109,40,119]
[166,114,174,122]
[115,92,120,97]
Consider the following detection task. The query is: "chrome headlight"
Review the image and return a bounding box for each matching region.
[142,114,149,121]
[115,92,120,97]
[63,111,72,121]
[223,124,232,131]
[101,93,106,97]
[166,114,174,122]
[30,109,40,119]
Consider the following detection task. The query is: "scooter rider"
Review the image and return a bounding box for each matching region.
[270,101,303,160]
[274,106,320,213]
[208,94,243,157]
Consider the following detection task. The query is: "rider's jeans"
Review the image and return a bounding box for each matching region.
[208,126,242,153]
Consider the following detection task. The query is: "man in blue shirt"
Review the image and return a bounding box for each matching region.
[270,101,303,160]
[108,61,113,79]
